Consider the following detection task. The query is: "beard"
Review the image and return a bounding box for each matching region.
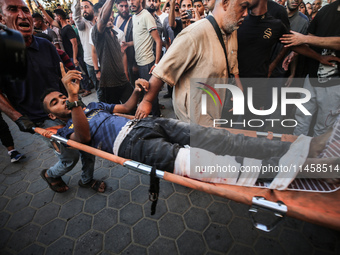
[147,6,156,13]
[84,12,94,21]
[222,10,239,34]
[287,6,298,11]
[118,10,129,19]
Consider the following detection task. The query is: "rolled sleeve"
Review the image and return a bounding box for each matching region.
[152,32,197,86]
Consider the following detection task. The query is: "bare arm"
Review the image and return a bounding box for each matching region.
[113,79,148,114]
[91,45,101,80]
[70,38,79,66]
[149,30,162,73]
[97,0,115,33]
[122,51,129,81]
[284,54,298,87]
[169,0,176,28]
[37,1,60,29]
[60,63,91,144]
[135,75,164,119]
[71,0,86,31]
[268,47,289,77]
[162,0,170,12]
[280,31,340,51]
[292,44,340,66]
[0,92,22,121]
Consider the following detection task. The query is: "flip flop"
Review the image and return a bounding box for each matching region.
[78,179,106,193]
[40,169,68,193]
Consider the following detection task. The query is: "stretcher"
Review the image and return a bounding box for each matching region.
[34,125,340,232]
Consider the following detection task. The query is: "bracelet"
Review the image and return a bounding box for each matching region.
[154,63,158,67]
[95,69,100,74]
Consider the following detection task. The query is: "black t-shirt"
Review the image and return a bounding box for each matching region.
[173,18,183,38]
[267,0,290,78]
[267,0,290,30]
[60,24,77,59]
[237,12,289,79]
[91,25,129,87]
[307,0,340,87]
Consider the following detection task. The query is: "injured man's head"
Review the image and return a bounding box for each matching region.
[41,89,73,122]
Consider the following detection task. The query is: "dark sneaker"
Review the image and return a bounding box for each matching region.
[10,150,24,163]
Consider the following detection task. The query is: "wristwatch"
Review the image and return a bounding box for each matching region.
[94,69,100,74]
[66,100,85,110]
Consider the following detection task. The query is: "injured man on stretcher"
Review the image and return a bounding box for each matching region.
[41,64,340,190]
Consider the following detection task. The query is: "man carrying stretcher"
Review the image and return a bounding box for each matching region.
[41,64,340,193]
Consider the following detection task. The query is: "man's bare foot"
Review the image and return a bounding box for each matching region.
[308,128,333,158]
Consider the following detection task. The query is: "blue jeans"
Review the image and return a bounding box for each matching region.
[138,62,161,117]
[37,119,95,184]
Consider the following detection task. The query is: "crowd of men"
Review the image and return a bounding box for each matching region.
[0,0,339,192]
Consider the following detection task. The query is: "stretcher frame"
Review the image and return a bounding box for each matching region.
[34,126,340,232]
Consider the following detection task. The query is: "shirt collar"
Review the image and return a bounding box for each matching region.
[28,35,39,51]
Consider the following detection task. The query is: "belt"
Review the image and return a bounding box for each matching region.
[113,119,140,155]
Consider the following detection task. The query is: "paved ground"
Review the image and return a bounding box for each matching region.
[1,88,340,255]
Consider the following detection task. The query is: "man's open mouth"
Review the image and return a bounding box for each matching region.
[18,22,31,29]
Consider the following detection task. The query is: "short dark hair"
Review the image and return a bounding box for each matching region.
[180,0,193,7]
[82,0,94,7]
[193,0,203,3]
[35,32,53,42]
[54,9,67,20]
[40,88,60,114]
[93,2,104,16]
[32,12,44,20]
[115,0,128,4]
[45,10,55,20]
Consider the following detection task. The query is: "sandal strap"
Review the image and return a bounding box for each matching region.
[91,180,102,191]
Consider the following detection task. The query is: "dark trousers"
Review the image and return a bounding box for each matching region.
[97,82,133,104]
[71,57,93,91]
[118,118,291,173]
[0,113,14,148]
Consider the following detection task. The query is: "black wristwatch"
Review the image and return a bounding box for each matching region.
[66,100,86,110]
[94,69,100,74]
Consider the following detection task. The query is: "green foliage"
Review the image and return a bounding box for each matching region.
[30,0,72,14]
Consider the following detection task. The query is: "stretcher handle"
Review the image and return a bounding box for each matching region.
[33,127,129,166]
